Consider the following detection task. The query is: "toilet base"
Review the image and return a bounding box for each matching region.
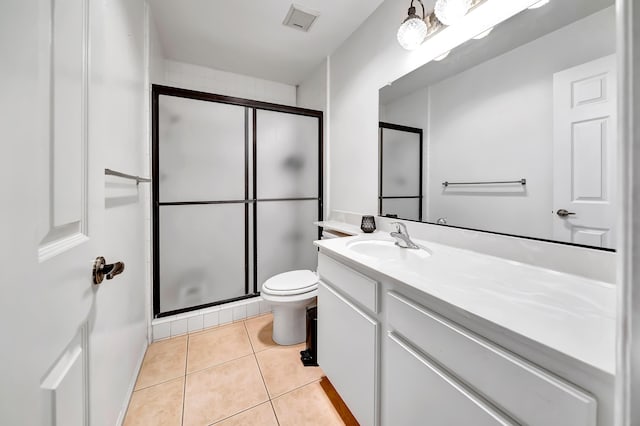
[269,297,316,345]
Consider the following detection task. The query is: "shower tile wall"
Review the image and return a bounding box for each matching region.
[152,297,269,341]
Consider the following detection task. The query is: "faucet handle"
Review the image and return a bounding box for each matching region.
[390,222,408,234]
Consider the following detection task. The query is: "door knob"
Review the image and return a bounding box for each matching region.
[556,209,576,218]
[93,256,125,285]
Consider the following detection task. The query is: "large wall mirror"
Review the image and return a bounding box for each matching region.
[379,0,616,250]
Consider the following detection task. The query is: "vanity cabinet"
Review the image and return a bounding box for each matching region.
[316,252,603,426]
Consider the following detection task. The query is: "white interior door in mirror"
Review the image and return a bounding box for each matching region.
[553,55,616,249]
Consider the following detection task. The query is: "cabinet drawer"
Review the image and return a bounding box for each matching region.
[387,291,597,426]
[386,332,515,426]
[318,253,378,312]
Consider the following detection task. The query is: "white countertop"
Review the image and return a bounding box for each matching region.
[314,233,616,375]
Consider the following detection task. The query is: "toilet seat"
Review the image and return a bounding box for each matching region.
[261,270,318,296]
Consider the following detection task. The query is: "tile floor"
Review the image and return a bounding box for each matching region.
[124,313,355,426]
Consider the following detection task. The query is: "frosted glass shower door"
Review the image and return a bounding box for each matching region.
[159,204,246,313]
[379,124,423,221]
[157,94,249,314]
[153,85,323,316]
[158,96,246,202]
[255,110,320,291]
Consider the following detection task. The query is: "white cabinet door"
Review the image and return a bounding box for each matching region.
[318,281,378,426]
[385,333,516,426]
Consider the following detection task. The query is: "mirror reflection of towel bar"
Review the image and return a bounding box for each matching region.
[105,168,151,184]
[442,178,526,187]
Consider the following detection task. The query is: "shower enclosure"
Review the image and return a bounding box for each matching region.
[152,86,323,317]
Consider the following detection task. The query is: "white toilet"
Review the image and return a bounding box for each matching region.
[261,270,318,345]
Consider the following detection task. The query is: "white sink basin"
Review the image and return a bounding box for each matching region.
[346,239,431,261]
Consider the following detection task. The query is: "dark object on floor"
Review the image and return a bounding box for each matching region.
[300,306,318,366]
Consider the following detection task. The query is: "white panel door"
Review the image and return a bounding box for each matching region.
[553,55,617,249]
[30,0,96,423]
[0,0,122,424]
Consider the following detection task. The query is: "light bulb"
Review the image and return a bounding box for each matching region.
[434,0,472,26]
[397,17,428,50]
[472,27,493,39]
[433,50,451,61]
[528,0,550,9]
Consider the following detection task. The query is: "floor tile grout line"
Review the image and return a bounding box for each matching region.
[244,315,282,426]
[132,374,186,392]
[252,350,273,406]
[185,350,255,377]
[242,319,257,354]
[269,399,281,426]
[184,321,254,375]
[181,335,190,426]
[205,399,272,426]
[270,377,324,401]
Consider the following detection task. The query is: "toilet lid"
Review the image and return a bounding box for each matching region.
[262,270,318,295]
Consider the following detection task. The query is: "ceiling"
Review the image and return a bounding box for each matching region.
[149,0,385,85]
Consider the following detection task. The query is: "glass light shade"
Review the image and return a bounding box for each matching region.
[434,0,472,26]
[397,17,428,50]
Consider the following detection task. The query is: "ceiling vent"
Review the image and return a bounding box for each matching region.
[282,4,319,32]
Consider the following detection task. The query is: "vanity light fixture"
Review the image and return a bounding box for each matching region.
[472,26,493,39]
[397,0,429,50]
[396,0,486,51]
[434,0,472,26]
[528,0,550,9]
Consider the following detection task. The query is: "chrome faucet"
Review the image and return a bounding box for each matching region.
[390,222,420,249]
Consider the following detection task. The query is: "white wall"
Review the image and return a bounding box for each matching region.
[158,59,297,106]
[297,59,328,111]
[297,58,329,216]
[89,0,149,424]
[148,8,165,85]
[379,87,428,129]
[426,6,615,239]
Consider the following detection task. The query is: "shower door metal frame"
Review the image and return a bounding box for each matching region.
[378,122,424,221]
[152,85,323,318]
